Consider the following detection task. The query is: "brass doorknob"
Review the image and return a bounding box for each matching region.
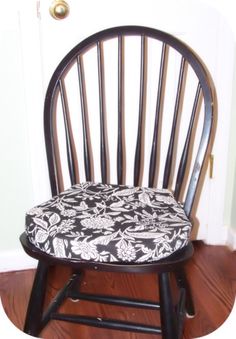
[50,0,70,20]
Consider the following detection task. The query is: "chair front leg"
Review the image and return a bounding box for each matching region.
[159,272,178,339]
[24,260,49,336]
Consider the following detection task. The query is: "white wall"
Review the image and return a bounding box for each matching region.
[0,2,38,271]
[0,4,33,250]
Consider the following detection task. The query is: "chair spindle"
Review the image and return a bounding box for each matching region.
[77,55,92,181]
[117,35,125,185]
[148,43,167,187]
[134,35,147,186]
[97,41,108,183]
[174,83,201,200]
[163,57,186,189]
[58,79,77,186]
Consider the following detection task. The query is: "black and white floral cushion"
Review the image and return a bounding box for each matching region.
[25,182,192,263]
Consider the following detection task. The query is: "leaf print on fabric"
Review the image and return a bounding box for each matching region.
[109,200,128,212]
[110,200,125,208]
[73,201,88,211]
[44,241,50,251]
[96,202,105,209]
[174,240,183,250]
[49,213,60,225]
[136,250,153,262]
[54,202,65,212]
[63,198,78,203]
[113,187,139,197]
[127,231,168,239]
[35,230,48,243]
[33,217,48,229]
[159,241,172,253]
[53,238,66,258]
[81,217,115,230]
[154,194,177,205]
[57,220,76,234]
[138,192,151,206]
[122,214,138,224]
[27,207,44,216]
[91,231,119,246]
[179,232,189,239]
[115,216,125,222]
[61,209,77,217]
[71,239,98,260]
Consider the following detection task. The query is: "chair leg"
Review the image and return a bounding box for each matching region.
[24,260,49,336]
[174,267,195,317]
[158,272,178,339]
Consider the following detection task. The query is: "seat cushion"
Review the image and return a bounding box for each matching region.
[25,182,192,263]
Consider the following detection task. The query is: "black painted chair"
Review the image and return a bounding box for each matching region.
[20,26,215,338]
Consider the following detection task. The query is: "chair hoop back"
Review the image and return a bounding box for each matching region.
[44,25,214,217]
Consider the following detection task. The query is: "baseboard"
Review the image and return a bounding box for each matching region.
[0,248,37,273]
[226,227,236,250]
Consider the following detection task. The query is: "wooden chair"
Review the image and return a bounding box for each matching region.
[20,26,215,339]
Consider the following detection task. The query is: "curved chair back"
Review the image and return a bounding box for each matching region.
[44,26,214,217]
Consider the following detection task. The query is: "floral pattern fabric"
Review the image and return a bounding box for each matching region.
[25,182,192,263]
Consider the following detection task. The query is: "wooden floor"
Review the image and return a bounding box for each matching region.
[0,241,236,339]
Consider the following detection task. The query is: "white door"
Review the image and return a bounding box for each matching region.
[19,0,235,244]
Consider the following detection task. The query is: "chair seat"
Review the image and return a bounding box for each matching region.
[25,182,192,263]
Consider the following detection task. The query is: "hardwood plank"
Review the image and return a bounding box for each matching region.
[0,241,236,339]
[183,241,236,338]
